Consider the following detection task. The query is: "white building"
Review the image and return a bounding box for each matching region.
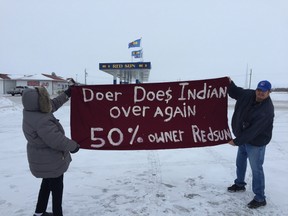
[0,73,69,95]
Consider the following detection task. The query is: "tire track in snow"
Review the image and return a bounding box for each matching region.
[145,150,163,215]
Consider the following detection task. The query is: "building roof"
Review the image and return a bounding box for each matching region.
[19,74,53,81]
[42,73,66,81]
[0,73,66,82]
[0,74,11,80]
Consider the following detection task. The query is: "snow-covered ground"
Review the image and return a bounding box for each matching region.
[0,92,287,216]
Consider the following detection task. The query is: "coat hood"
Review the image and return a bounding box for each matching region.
[22,87,52,113]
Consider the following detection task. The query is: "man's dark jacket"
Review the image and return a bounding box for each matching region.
[229,81,274,146]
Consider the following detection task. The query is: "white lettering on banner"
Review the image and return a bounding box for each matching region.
[90,125,231,149]
[191,125,232,143]
[148,130,184,143]
[134,86,173,104]
[90,125,141,148]
[82,88,122,102]
[154,103,196,122]
[178,82,227,100]
[91,128,105,148]
[110,106,150,118]
[107,128,123,146]
[90,127,123,148]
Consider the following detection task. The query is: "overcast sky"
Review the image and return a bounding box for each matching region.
[1,0,287,87]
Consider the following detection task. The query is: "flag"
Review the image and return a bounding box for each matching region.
[128,38,141,48]
[132,49,143,58]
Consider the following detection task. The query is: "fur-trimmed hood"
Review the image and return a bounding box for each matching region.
[22,87,52,113]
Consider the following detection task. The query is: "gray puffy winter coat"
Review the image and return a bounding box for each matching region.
[22,87,78,178]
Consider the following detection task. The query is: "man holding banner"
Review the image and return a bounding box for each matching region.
[227,79,274,209]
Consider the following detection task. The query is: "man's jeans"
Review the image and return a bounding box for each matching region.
[234,144,266,201]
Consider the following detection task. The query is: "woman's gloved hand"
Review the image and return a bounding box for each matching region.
[64,78,76,97]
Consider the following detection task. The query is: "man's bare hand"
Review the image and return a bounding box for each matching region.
[228,140,236,146]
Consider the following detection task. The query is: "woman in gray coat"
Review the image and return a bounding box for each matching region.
[22,86,79,216]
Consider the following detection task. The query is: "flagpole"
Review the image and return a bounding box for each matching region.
[140,48,144,62]
[141,37,143,62]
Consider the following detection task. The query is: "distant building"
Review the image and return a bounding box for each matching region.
[0,73,68,95]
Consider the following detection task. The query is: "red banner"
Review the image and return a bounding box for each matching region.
[71,77,232,150]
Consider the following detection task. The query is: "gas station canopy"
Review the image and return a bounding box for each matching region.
[99,62,151,84]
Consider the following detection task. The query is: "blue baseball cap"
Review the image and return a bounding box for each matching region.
[257,80,272,92]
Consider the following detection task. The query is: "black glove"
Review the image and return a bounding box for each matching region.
[67,78,76,86]
[70,144,80,154]
[64,86,72,97]
[64,78,76,97]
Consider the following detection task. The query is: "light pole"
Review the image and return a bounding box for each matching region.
[249,69,252,89]
[84,68,88,85]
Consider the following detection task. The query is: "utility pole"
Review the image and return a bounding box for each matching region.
[245,64,249,88]
[84,68,88,85]
[249,69,252,89]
